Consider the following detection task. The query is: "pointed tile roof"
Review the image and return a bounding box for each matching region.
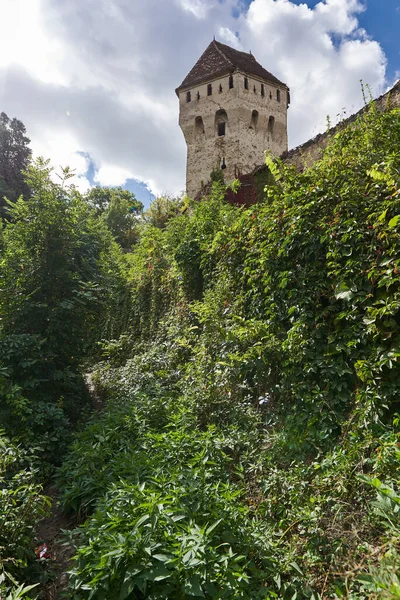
[175,40,287,95]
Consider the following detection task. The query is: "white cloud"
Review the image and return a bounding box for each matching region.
[30,130,92,192]
[0,0,65,84]
[179,0,211,19]
[0,0,389,197]
[235,0,386,146]
[94,165,133,187]
[218,27,243,49]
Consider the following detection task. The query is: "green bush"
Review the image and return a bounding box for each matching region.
[0,431,50,598]
[57,102,400,598]
[0,160,127,465]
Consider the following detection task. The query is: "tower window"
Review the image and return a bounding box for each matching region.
[229,75,234,89]
[186,91,191,102]
[270,91,272,99]
[221,157,226,170]
[219,84,223,93]
[207,84,212,96]
[215,108,228,137]
[268,115,275,136]
[244,77,248,90]
[254,85,257,93]
[197,91,200,100]
[250,109,259,130]
[195,116,205,136]
[277,89,281,102]
[261,84,265,97]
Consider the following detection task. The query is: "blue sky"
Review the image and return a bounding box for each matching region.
[82,154,156,207]
[0,0,397,208]
[283,0,399,82]
[358,0,399,83]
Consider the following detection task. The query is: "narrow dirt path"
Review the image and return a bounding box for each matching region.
[36,373,104,599]
[36,487,77,600]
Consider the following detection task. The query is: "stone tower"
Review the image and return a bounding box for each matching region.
[176,40,290,198]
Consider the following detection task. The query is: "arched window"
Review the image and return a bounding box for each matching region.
[250,110,259,130]
[186,91,191,103]
[244,77,249,90]
[217,122,225,136]
[261,84,265,97]
[276,89,281,102]
[219,83,223,93]
[215,109,228,137]
[229,75,234,89]
[207,84,212,96]
[268,116,275,136]
[195,116,205,136]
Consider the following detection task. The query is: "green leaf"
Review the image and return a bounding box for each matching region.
[144,564,171,582]
[334,283,355,301]
[184,575,205,597]
[388,215,400,228]
[289,561,304,576]
[205,518,222,536]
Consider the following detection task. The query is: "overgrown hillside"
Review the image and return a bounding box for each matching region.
[1,102,399,599]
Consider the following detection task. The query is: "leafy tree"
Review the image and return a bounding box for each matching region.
[0,112,31,214]
[0,159,126,455]
[144,194,187,229]
[85,186,143,248]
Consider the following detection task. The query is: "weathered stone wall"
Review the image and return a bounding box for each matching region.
[178,70,289,198]
[281,81,400,170]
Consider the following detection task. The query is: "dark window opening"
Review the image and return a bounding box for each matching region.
[269,91,272,99]
[277,89,281,102]
[253,85,256,93]
[219,84,223,93]
[244,77,248,90]
[195,116,205,136]
[229,75,234,89]
[268,115,275,136]
[207,84,212,96]
[215,109,228,138]
[186,91,191,102]
[261,84,265,97]
[197,91,200,100]
[221,157,226,170]
[250,109,259,130]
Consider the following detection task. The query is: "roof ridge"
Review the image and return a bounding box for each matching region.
[175,39,288,94]
[215,39,256,61]
[212,39,234,68]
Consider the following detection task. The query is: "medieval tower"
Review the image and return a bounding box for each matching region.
[176,40,290,198]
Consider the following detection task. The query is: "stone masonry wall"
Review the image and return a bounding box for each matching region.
[281,81,400,171]
[178,70,289,198]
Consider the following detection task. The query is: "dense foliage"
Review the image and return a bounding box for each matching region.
[56,102,400,598]
[84,186,143,248]
[0,112,31,214]
[0,431,50,598]
[0,159,126,465]
[1,100,399,599]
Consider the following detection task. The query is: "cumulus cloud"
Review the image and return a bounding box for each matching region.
[0,0,388,199]
[236,0,386,145]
